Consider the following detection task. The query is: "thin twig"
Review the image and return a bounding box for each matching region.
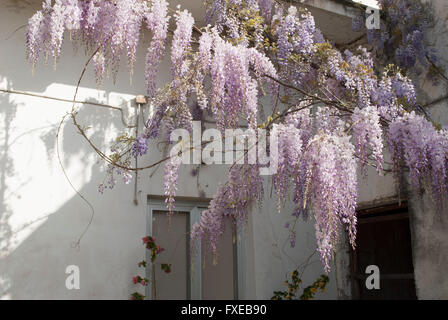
[422,94,448,108]
[3,24,27,41]
[56,47,102,248]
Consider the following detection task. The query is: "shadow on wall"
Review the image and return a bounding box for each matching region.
[0,73,145,298]
[0,169,143,299]
[0,79,19,260]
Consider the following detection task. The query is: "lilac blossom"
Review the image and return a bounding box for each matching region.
[145,0,170,95]
[274,6,316,69]
[49,0,67,61]
[209,36,278,131]
[26,10,46,66]
[352,105,384,173]
[371,0,438,77]
[195,31,214,110]
[164,155,182,213]
[191,165,263,256]
[64,0,82,31]
[305,133,358,272]
[131,135,148,157]
[272,123,303,206]
[171,9,194,82]
[388,112,448,207]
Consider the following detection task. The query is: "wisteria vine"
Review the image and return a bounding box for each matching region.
[353,0,441,82]
[26,0,448,272]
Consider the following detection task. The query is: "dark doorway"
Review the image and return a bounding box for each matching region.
[350,203,417,300]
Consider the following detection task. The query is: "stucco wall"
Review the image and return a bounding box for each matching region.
[1,0,440,300]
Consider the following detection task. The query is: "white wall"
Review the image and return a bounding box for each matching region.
[0,0,404,300]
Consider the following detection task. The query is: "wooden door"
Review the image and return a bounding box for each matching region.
[350,203,417,300]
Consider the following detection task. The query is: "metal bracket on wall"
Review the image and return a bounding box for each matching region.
[133,95,149,206]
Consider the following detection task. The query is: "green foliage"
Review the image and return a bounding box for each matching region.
[131,292,145,300]
[161,263,172,274]
[271,271,329,300]
[131,236,171,300]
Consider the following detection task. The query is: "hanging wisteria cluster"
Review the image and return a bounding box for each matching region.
[353,0,439,79]
[26,0,170,85]
[389,112,448,207]
[26,0,448,272]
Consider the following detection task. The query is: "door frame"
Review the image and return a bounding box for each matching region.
[146,197,246,300]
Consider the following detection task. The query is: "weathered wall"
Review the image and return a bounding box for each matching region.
[326,0,448,300]
[407,0,448,300]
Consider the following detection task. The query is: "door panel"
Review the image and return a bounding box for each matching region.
[152,210,189,300]
[351,207,417,300]
[202,218,235,299]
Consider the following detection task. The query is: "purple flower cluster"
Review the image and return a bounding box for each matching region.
[99,163,133,193]
[371,0,436,72]
[273,6,315,68]
[195,32,214,110]
[305,133,358,272]
[164,155,182,213]
[167,8,195,132]
[131,135,148,158]
[26,9,47,67]
[258,0,274,21]
[391,73,417,105]
[272,123,303,205]
[171,9,194,82]
[352,105,384,173]
[209,33,278,131]
[191,165,263,256]
[371,70,418,122]
[145,0,170,96]
[389,112,448,207]
[26,0,170,93]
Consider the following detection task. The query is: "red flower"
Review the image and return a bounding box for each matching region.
[132,276,138,284]
[161,263,172,274]
[142,236,150,244]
